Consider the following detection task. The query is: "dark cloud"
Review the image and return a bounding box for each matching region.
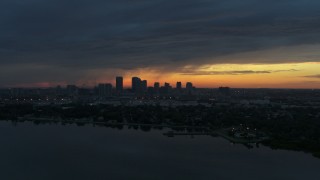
[304,74,320,78]
[181,70,271,75]
[273,69,300,73]
[0,0,320,85]
[180,69,299,75]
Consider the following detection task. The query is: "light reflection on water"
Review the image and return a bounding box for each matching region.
[0,121,319,180]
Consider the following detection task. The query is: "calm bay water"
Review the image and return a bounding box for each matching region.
[0,121,319,180]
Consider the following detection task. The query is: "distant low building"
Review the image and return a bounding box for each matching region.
[98,83,112,97]
[67,85,78,96]
[219,87,230,95]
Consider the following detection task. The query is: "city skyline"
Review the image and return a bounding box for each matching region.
[1,0,320,89]
[36,76,196,90]
[2,70,320,89]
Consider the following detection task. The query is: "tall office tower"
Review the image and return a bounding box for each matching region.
[154,82,160,94]
[132,77,141,93]
[186,82,193,89]
[141,80,147,92]
[186,82,193,94]
[163,82,172,95]
[176,82,182,90]
[116,76,123,92]
[154,82,160,89]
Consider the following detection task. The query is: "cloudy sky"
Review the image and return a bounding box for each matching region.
[1,0,320,88]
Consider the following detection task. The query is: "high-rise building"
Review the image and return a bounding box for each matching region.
[161,82,172,95]
[154,82,160,94]
[132,77,141,93]
[141,80,147,92]
[176,82,182,90]
[154,82,160,89]
[116,76,123,92]
[186,82,193,94]
[186,82,193,89]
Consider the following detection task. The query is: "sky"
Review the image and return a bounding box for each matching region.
[1,0,320,88]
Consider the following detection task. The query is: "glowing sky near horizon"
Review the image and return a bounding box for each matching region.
[114,62,320,89]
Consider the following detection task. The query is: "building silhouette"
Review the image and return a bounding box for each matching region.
[132,77,141,93]
[186,82,193,94]
[154,82,160,94]
[219,87,230,95]
[154,82,160,89]
[116,76,123,92]
[141,80,147,93]
[176,82,182,90]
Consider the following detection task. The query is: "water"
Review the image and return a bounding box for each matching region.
[0,121,319,180]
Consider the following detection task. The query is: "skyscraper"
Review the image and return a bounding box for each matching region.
[141,80,147,92]
[176,82,182,90]
[116,76,123,92]
[132,77,141,93]
[154,82,160,89]
[154,82,160,94]
[186,82,193,89]
[162,82,172,94]
[186,82,193,94]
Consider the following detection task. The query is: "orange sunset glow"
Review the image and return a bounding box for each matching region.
[93,62,319,89]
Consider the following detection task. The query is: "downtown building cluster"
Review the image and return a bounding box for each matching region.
[1,76,197,100]
[97,76,196,97]
[129,77,195,96]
